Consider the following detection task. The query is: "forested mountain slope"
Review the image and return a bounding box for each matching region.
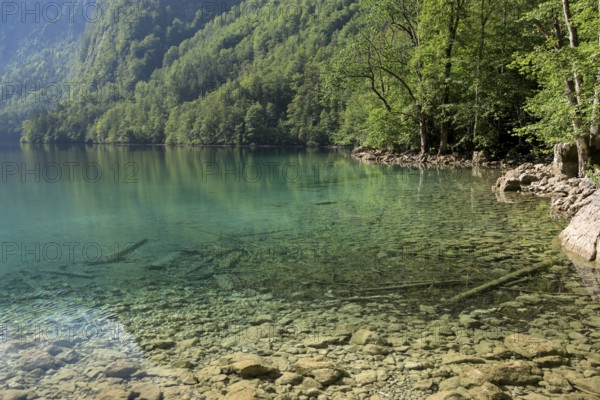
[7,0,599,163]
[22,0,359,145]
[0,0,86,138]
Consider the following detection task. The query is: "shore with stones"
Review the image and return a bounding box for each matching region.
[351,147,600,264]
[492,163,597,219]
[492,163,600,267]
[1,278,600,400]
[350,147,551,169]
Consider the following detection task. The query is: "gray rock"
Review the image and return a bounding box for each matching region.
[559,193,600,261]
[553,143,579,177]
[480,360,542,385]
[503,334,566,359]
[131,383,163,400]
[275,372,303,385]
[104,361,139,379]
[13,350,58,372]
[0,390,31,400]
[230,359,278,378]
[349,329,382,346]
[354,370,377,385]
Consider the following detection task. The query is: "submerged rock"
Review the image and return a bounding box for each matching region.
[222,354,278,379]
[275,372,303,385]
[426,388,471,400]
[354,370,377,385]
[469,382,512,400]
[561,371,600,396]
[349,329,383,346]
[503,334,566,359]
[480,360,542,386]
[104,361,139,379]
[13,349,58,372]
[223,386,271,400]
[231,359,278,379]
[295,356,336,375]
[0,390,31,400]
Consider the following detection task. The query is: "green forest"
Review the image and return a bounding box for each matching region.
[0,0,598,175]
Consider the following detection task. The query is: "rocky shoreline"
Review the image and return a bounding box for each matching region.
[492,163,597,219]
[354,146,600,264]
[351,147,550,169]
[492,163,600,267]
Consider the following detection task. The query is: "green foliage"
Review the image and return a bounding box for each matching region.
[21,0,360,146]
[586,165,600,188]
[5,0,596,159]
[326,0,541,154]
[513,0,600,147]
[0,0,86,139]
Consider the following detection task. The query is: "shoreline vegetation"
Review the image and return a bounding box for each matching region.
[2,0,596,175]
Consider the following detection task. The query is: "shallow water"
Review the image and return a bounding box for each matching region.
[0,144,566,297]
[0,144,596,398]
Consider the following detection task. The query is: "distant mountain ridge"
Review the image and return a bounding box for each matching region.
[16,0,358,145]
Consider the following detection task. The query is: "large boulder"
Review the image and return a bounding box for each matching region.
[559,192,600,262]
[552,142,579,178]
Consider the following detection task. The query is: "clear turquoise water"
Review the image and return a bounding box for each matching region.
[0,144,569,340]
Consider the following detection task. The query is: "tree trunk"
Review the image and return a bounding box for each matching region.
[592,70,600,141]
[439,61,451,155]
[439,120,449,155]
[473,0,486,143]
[576,135,591,177]
[558,1,591,175]
[591,0,600,140]
[418,106,428,155]
[438,0,462,156]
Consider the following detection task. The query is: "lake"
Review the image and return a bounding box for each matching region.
[0,144,597,399]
